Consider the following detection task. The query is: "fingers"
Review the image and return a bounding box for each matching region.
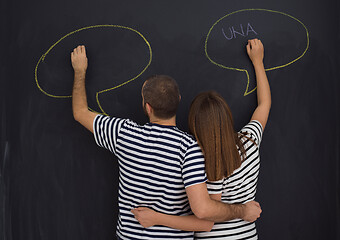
[246,42,251,55]
[78,45,85,54]
[131,209,140,221]
[135,207,148,211]
[72,45,86,55]
[132,207,145,212]
[71,45,88,72]
[248,39,262,45]
[247,39,260,48]
[252,201,262,214]
[256,203,262,220]
[248,39,254,47]
[246,38,264,64]
[247,39,256,54]
[131,207,147,215]
[254,201,260,208]
[243,200,263,222]
[73,47,78,54]
[131,209,140,217]
[131,209,148,228]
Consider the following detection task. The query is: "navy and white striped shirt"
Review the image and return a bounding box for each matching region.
[93,115,207,240]
[195,120,263,240]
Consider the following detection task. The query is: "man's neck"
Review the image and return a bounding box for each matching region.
[149,116,176,126]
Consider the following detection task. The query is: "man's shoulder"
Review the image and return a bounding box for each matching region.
[169,128,199,150]
[104,117,198,146]
[172,127,196,144]
[135,122,197,146]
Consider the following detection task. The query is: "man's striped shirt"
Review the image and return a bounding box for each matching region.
[195,120,263,240]
[93,115,207,240]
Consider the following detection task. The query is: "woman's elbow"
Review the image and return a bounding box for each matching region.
[192,210,215,231]
[203,221,214,232]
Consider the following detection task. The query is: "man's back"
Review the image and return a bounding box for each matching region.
[93,115,207,239]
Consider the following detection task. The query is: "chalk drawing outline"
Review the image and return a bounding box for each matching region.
[204,9,310,96]
[35,24,153,115]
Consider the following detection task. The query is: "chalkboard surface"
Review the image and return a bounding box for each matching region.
[1,0,339,239]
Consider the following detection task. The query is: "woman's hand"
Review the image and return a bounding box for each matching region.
[131,207,159,228]
[246,39,264,66]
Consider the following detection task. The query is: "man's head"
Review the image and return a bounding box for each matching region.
[142,75,180,120]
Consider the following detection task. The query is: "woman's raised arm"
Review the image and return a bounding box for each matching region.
[247,39,271,130]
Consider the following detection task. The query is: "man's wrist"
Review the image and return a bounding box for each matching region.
[74,69,87,76]
[231,204,246,220]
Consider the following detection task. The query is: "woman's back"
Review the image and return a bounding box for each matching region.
[195,120,263,240]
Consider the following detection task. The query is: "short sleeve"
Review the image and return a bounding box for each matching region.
[239,120,263,146]
[93,114,126,154]
[182,142,207,188]
[206,179,223,195]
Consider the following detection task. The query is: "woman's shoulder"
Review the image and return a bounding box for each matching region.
[239,120,263,146]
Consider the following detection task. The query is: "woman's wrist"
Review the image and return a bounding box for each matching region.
[153,211,164,225]
[252,61,264,69]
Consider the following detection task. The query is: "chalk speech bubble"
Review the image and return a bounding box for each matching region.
[35,25,152,115]
[205,9,309,95]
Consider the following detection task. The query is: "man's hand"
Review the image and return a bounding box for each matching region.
[242,201,262,222]
[71,45,88,74]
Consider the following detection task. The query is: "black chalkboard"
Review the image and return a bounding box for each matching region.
[1,0,339,239]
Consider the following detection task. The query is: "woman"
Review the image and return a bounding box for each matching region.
[132,38,271,239]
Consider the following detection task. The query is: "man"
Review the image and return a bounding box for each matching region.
[71,45,262,240]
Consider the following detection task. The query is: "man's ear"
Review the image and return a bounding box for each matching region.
[179,95,182,102]
[145,103,153,115]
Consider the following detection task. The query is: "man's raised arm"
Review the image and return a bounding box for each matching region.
[71,45,97,132]
[186,183,262,222]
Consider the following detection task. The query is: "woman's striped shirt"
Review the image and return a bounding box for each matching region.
[93,114,207,240]
[195,120,263,240]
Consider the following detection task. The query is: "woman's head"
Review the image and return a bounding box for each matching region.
[188,91,245,181]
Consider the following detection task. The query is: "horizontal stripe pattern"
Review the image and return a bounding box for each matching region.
[195,120,263,240]
[94,115,207,239]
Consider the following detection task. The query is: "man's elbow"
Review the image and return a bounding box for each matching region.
[192,207,211,220]
[73,111,82,123]
[73,109,87,123]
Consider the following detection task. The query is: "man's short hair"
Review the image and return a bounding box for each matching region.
[142,75,180,119]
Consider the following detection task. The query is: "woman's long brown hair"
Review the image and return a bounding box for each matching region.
[188,91,247,181]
